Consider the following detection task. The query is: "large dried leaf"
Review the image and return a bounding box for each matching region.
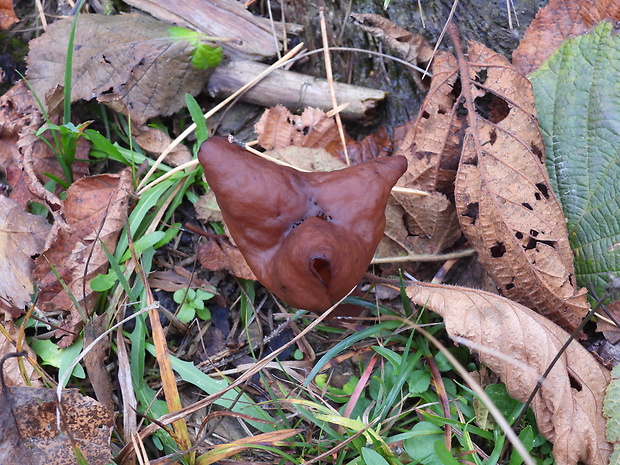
[33,169,133,346]
[406,281,611,465]
[0,196,51,318]
[512,0,620,75]
[454,39,588,333]
[530,20,620,301]
[26,14,217,125]
[0,388,114,465]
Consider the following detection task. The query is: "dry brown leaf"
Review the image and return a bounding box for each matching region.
[513,0,620,75]
[197,239,257,281]
[195,190,223,223]
[33,169,133,346]
[373,50,465,258]
[395,50,463,195]
[392,191,462,255]
[26,14,212,125]
[131,124,192,167]
[0,196,51,318]
[406,281,612,465]
[453,38,588,334]
[255,105,341,152]
[0,387,115,464]
[0,0,18,30]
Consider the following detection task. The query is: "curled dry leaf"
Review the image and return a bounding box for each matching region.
[453,38,588,334]
[199,137,406,314]
[32,169,133,346]
[512,0,620,75]
[406,281,612,465]
[0,196,51,318]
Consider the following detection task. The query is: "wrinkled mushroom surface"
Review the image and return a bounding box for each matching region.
[198,137,407,314]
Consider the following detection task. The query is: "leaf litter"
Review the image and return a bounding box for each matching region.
[1,4,618,465]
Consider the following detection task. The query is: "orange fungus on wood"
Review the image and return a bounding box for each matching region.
[198,137,407,314]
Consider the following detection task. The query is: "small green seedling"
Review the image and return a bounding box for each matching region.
[173,288,214,322]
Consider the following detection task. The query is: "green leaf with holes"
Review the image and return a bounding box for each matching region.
[530,20,620,298]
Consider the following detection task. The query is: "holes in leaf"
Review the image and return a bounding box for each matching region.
[437,107,446,115]
[489,129,497,145]
[450,78,462,99]
[535,183,549,199]
[463,154,478,166]
[474,92,510,123]
[523,237,557,251]
[463,202,479,219]
[531,143,544,163]
[515,232,523,239]
[530,229,539,237]
[311,257,331,286]
[569,373,582,392]
[490,242,506,258]
[414,150,433,161]
[475,68,488,84]
[421,110,430,119]
[505,283,515,290]
[522,202,533,210]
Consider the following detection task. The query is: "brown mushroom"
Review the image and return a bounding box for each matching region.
[198,137,407,315]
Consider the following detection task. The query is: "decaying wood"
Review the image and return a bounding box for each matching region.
[123,0,302,61]
[208,60,387,122]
